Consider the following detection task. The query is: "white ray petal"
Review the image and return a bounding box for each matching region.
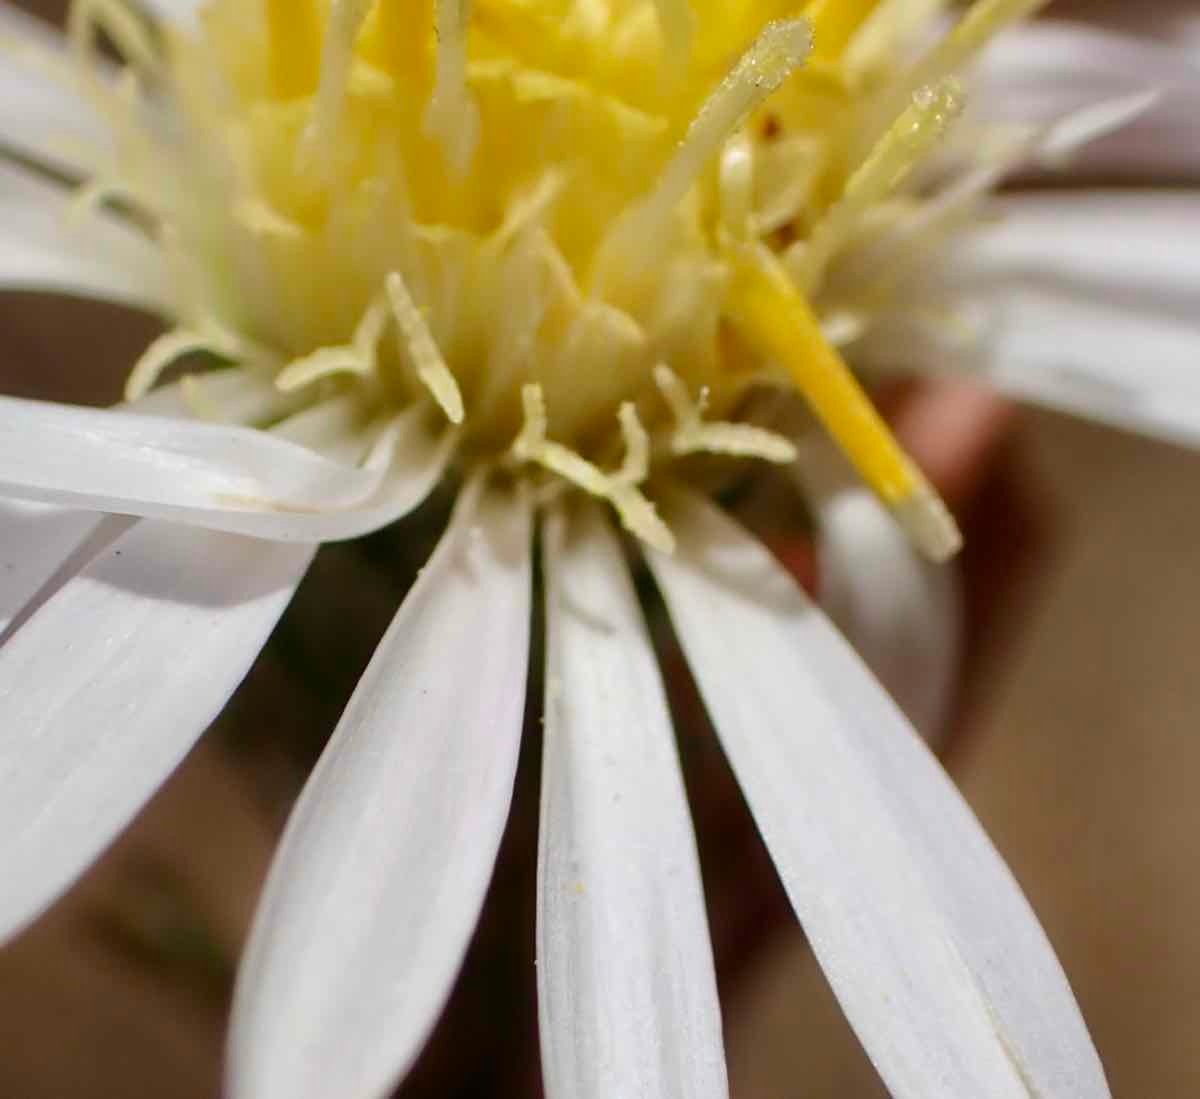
[795,444,962,744]
[229,478,532,1099]
[0,498,108,636]
[538,503,727,1099]
[0,3,111,176]
[647,490,1109,1099]
[0,159,166,309]
[974,21,1200,180]
[0,396,454,541]
[0,520,312,944]
[861,192,1200,448]
[0,383,198,637]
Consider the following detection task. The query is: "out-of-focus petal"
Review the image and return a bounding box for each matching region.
[0,4,111,176]
[538,503,727,1099]
[0,521,312,944]
[647,489,1110,1099]
[796,442,962,743]
[975,21,1200,180]
[0,160,166,310]
[228,478,532,1099]
[859,193,1200,448]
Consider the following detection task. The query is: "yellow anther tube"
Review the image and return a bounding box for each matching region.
[266,0,322,99]
[726,249,961,560]
[804,0,880,60]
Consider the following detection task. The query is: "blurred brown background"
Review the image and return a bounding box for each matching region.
[3,0,1199,1096]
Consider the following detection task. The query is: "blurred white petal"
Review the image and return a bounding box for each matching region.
[0,160,166,309]
[647,490,1109,1099]
[229,479,532,1099]
[975,21,1200,180]
[0,396,454,541]
[796,445,962,744]
[0,4,110,176]
[0,521,312,943]
[539,503,727,1099]
[861,193,1200,447]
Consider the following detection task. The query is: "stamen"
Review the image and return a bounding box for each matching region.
[793,77,963,294]
[275,298,389,392]
[725,247,961,561]
[385,271,465,424]
[266,0,322,99]
[297,0,374,175]
[592,18,812,289]
[653,364,798,463]
[275,348,371,392]
[424,0,481,177]
[804,0,881,61]
[614,402,651,486]
[125,328,239,401]
[860,0,1047,152]
[644,19,813,222]
[512,385,674,552]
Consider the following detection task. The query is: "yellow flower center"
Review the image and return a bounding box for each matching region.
[68,0,1044,556]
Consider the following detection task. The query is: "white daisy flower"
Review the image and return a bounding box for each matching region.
[0,0,1195,1096]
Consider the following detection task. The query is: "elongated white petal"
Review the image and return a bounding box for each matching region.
[0,3,111,176]
[795,443,962,743]
[0,159,167,309]
[975,22,1200,180]
[0,498,113,636]
[228,479,531,1099]
[0,521,311,943]
[647,490,1109,1099]
[862,192,1200,447]
[0,396,453,541]
[539,504,727,1099]
[818,492,961,743]
[0,382,204,636]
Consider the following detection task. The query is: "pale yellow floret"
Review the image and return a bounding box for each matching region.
[512,385,674,552]
[654,365,798,464]
[642,18,813,222]
[791,78,964,294]
[651,0,694,64]
[425,0,481,177]
[275,297,389,392]
[861,0,1048,152]
[265,0,321,99]
[296,0,374,175]
[385,271,465,424]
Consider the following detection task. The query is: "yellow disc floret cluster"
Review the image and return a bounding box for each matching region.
[65,0,1046,556]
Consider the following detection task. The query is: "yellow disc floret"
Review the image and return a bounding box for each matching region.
[60,0,1048,555]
